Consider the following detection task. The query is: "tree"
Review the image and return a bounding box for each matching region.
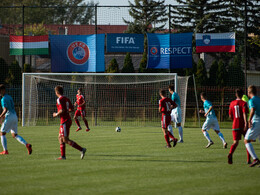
[138,52,147,73]
[122,53,135,73]
[216,60,227,87]
[0,57,9,84]
[227,55,244,87]
[24,63,32,72]
[5,60,22,85]
[208,60,218,86]
[106,58,119,73]
[195,58,207,86]
[124,0,167,51]
[0,0,97,25]
[124,0,167,34]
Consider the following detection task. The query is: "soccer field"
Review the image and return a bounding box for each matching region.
[1,125,260,195]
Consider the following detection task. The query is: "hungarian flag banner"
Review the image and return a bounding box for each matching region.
[10,35,49,55]
[196,32,235,53]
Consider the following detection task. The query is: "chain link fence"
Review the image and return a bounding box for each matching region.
[0,4,259,127]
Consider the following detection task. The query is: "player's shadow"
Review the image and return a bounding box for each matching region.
[88,154,214,163]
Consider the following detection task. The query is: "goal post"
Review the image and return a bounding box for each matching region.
[22,73,189,127]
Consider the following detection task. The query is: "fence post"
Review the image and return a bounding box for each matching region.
[95,5,97,34]
[22,5,25,70]
[244,0,248,92]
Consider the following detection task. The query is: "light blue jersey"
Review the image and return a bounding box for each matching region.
[204,100,216,119]
[1,94,16,117]
[249,96,260,123]
[171,92,181,107]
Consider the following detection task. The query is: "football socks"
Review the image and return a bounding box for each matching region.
[245,143,258,160]
[1,135,7,151]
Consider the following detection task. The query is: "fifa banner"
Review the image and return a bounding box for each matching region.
[106,33,144,53]
[10,35,49,55]
[147,33,193,69]
[50,34,105,72]
[196,32,235,53]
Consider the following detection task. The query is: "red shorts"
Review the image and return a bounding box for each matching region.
[74,109,86,118]
[59,120,72,137]
[161,115,171,129]
[232,129,247,140]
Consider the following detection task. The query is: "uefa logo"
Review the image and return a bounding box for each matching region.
[67,41,90,65]
[150,47,158,55]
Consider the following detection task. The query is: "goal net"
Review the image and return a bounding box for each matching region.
[22,73,189,127]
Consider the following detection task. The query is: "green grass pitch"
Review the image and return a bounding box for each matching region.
[0,125,260,195]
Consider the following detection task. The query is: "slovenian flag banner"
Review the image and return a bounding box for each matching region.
[10,35,49,55]
[196,32,235,53]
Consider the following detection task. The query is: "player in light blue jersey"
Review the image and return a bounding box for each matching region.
[199,92,227,148]
[0,84,32,155]
[244,85,260,167]
[168,85,184,143]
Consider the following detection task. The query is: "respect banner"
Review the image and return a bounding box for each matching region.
[147,33,193,69]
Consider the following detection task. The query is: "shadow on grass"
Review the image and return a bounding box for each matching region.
[86,154,215,163]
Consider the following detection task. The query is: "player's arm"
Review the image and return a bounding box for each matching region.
[228,105,233,120]
[248,108,255,128]
[0,107,7,123]
[53,108,63,118]
[159,100,162,113]
[171,101,177,110]
[204,106,213,117]
[69,100,74,112]
[78,99,86,107]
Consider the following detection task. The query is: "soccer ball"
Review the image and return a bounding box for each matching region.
[115,127,121,132]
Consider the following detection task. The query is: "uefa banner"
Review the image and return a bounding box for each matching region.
[106,33,144,53]
[50,34,105,72]
[147,33,193,69]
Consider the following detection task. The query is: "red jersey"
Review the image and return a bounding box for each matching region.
[76,94,86,110]
[159,97,176,115]
[229,99,248,130]
[56,96,73,124]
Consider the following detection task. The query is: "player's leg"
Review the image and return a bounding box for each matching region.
[0,132,8,154]
[176,107,184,142]
[10,115,32,154]
[244,125,260,167]
[0,118,11,154]
[202,119,213,148]
[57,124,66,160]
[74,110,82,132]
[81,111,90,131]
[213,118,227,148]
[162,115,171,148]
[168,123,174,142]
[228,130,240,164]
[63,120,86,159]
[242,130,251,164]
[177,123,183,143]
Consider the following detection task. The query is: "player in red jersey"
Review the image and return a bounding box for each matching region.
[53,86,86,160]
[228,88,251,164]
[74,88,90,132]
[159,89,178,148]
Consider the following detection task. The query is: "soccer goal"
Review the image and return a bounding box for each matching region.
[22,73,189,127]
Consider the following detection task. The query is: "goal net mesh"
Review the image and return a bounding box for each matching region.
[23,73,189,127]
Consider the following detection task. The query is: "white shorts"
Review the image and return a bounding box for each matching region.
[245,122,260,141]
[202,117,220,131]
[1,114,18,134]
[171,107,182,124]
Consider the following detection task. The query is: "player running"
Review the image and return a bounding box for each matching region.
[168,84,184,143]
[199,92,227,148]
[53,86,86,160]
[228,88,251,164]
[159,89,178,148]
[244,85,260,167]
[0,84,32,155]
[74,88,90,132]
